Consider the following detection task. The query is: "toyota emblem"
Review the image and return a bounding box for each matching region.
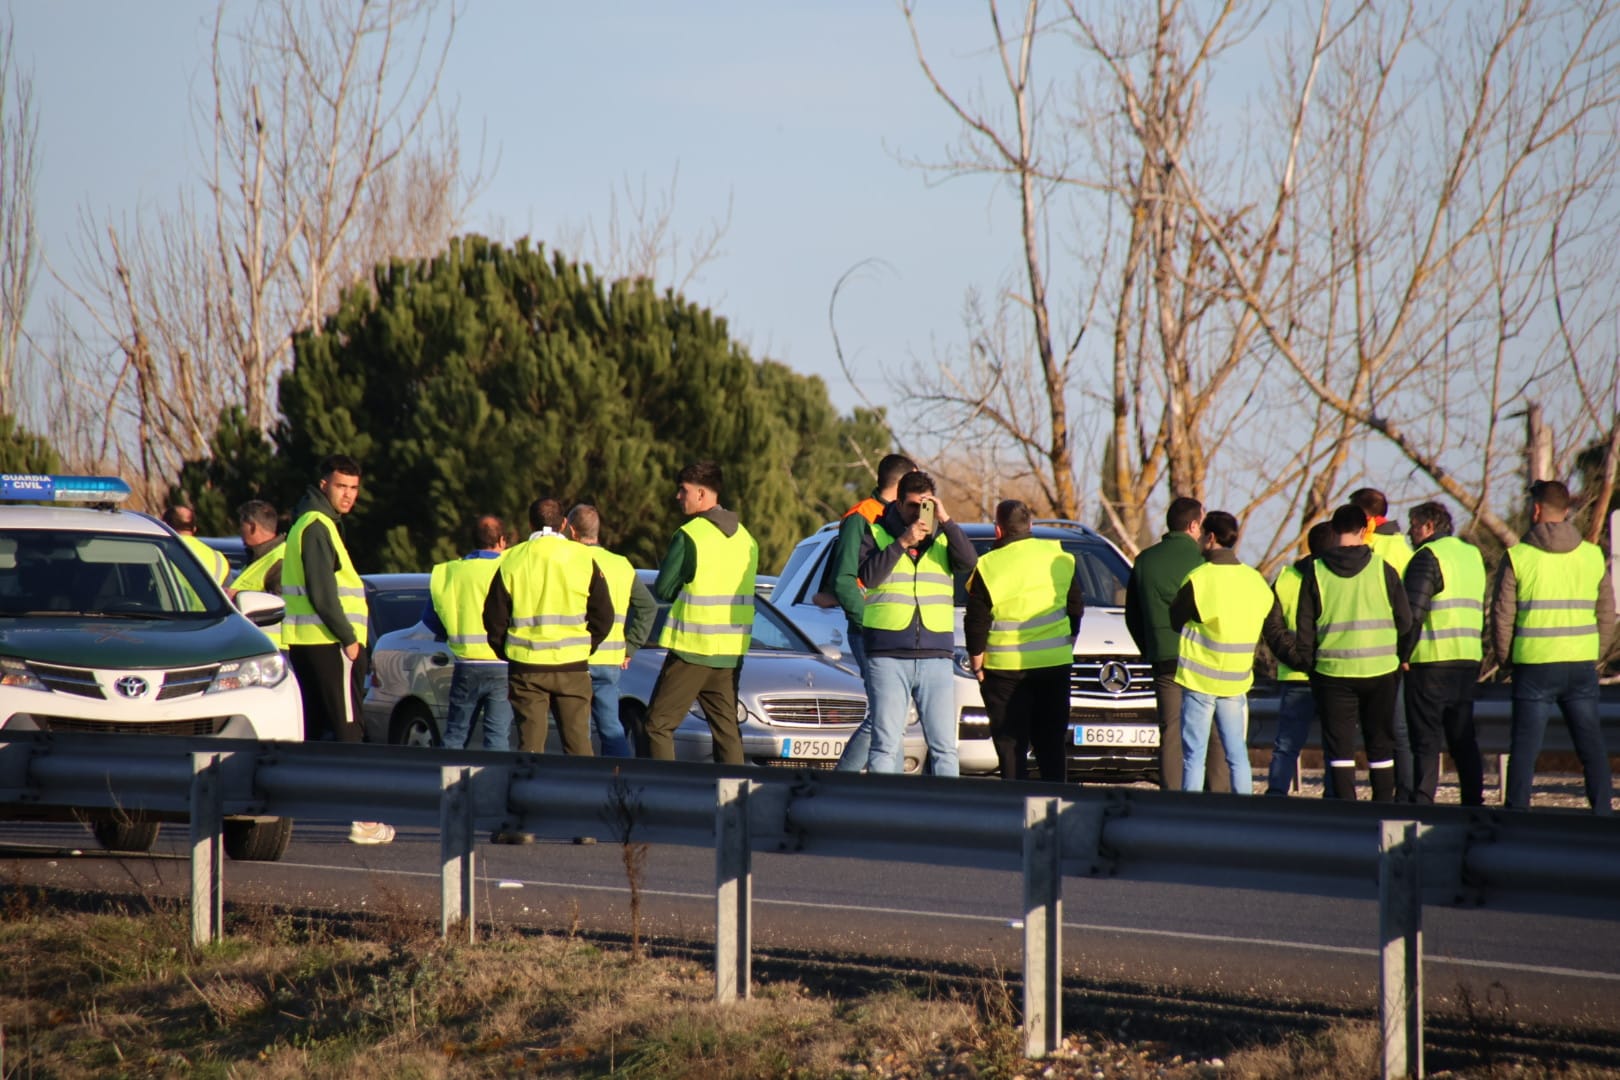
[114,675,149,699]
[1097,661,1131,695]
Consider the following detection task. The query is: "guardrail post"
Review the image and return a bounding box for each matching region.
[189,752,223,947]
[440,765,477,942]
[715,777,753,1003]
[1379,820,1424,1080]
[1023,796,1064,1059]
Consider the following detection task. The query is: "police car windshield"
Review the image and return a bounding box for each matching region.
[0,529,231,618]
[957,537,1130,609]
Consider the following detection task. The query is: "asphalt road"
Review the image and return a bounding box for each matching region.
[3,815,1618,1037]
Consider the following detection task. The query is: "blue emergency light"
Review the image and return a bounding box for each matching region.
[0,474,132,503]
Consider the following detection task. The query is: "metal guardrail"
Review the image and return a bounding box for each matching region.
[2,732,1618,1075]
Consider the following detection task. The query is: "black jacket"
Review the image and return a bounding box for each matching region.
[1289,544,1414,674]
[963,533,1085,662]
[1167,548,1297,668]
[482,544,613,674]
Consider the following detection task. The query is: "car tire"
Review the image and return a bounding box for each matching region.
[224,817,293,862]
[620,700,651,757]
[389,701,441,747]
[91,817,160,853]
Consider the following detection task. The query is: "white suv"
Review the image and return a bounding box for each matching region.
[0,475,301,859]
[773,519,1159,780]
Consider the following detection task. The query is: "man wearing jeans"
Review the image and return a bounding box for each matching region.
[1266,522,1337,796]
[1490,479,1617,814]
[1169,511,1295,793]
[858,470,977,775]
[425,515,512,750]
[565,503,657,757]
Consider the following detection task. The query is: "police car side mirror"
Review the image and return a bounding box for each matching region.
[235,590,285,628]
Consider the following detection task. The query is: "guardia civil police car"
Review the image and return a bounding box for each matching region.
[0,475,300,860]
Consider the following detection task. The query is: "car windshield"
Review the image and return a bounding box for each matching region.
[957,537,1131,609]
[366,579,432,642]
[647,595,819,655]
[0,528,230,617]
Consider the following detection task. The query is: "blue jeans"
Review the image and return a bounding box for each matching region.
[1181,689,1252,794]
[443,661,513,750]
[1507,662,1613,814]
[1266,683,1334,797]
[866,655,956,776]
[589,664,636,757]
[834,630,874,772]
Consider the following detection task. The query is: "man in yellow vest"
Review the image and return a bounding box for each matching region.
[858,469,977,775]
[1265,521,1337,796]
[1169,511,1296,794]
[229,499,286,648]
[1289,504,1414,802]
[644,461,759,764]
[1399,501,1486,805]
[963,499,1083,781]
[482,499,613,757]
[1489,480,1617,814]
[283,454,393,845]
[426,515,512,751]
[1351,486,1416,797]
[564,503,657,757]
[163,504,231,587]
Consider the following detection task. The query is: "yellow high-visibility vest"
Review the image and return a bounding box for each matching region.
[180,534,231,586]
[586,546,638,666]
[974,539,1076,671]
[660,518,758,659]
[232,541,286,647]
[1507,541,1607,664]
[861,522,953,633]
[282,514,369,647]
[1272,564,1309,682]
[430,554,505,661]
[1314,555,1397,677]
[499,535,597,666]
[1408,536,1485,664]
[1174,560,1274,696]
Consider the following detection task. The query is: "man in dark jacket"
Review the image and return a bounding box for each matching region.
[858,470,977,775]
[1351,486,1416,797]
[1488,479,1617,814]
[1125,496,1230,792]
[1289,504,1415,801]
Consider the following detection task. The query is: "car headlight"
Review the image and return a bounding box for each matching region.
[952,647,975,680]
[0,657,45,691]
[207,653,289,693]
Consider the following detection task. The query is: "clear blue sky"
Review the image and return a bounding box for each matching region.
[11,1,1018,415]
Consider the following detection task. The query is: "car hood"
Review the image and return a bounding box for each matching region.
[950,605,1138,657]
[0,614,274,669]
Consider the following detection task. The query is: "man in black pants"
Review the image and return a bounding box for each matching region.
[965,500,1085,781]
[1287,504,1414,801]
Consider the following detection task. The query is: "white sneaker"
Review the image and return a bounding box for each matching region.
[349,821,396,845]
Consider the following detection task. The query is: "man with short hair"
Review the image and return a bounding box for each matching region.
[1265,522,1337,796]
[230,500,287,647]
[827,452,916,772]
[1125,496,1230,792]
[1289,504,1414,802]
[859,470,977,776]
[964,499,1083,781]
[565,503,657,757]
[483,499,613,757]
[283,454,392,844]
[1490,480,1617,814]
[1169,511,1295,795]
[163,504,231,586]
[426,515,513,751]
[1401,501,1487,805]
[1350,486,1417,798]
[644,461,760,764]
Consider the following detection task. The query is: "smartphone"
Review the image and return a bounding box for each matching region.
[916,497,937,532]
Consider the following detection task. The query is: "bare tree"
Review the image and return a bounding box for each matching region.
[0,16,38,417]
[555,167,734,297]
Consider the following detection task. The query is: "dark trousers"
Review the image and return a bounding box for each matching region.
[645,654,744,764]
[1311,671,1399,801]
[980,666,1070,782]
[509,666,593,755]
[1405,662,1485,806]
[288,643,365,743]
[1508,661,1613,814]
[1153,665,1229,792]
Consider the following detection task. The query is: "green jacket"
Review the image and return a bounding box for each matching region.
[1124,531,1203,665]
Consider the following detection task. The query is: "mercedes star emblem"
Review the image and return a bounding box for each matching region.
[1097,661,1131,695]
[114,675,149,699]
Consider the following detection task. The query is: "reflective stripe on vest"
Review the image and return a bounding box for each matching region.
[181,534,231,586]
[659,517,759,658]
[233,542,286,648]
[975,539,1075,671]
[586,546,637,665]
[430,554,505,661]
[1273,564,1308,682]
[1507,541,1606,664]
[860,522,954,633]
[1174,560,1274,696]
[1314,554,1397,677]
[1408,536,1485,664]
[281,513,369,646]
[500,535,597,665]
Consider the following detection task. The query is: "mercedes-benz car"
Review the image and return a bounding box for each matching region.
[363,570,925,771]
[0,474,300,860]
[771,519,1158,782]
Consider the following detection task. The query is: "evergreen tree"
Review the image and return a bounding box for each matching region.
[171,406,287,534]
[0,414,59,475]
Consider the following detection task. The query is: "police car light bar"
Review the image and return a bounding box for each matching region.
[0,474,132,503]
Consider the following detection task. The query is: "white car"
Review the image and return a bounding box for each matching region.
[772,519,1159,781]
[0,475,300,859]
